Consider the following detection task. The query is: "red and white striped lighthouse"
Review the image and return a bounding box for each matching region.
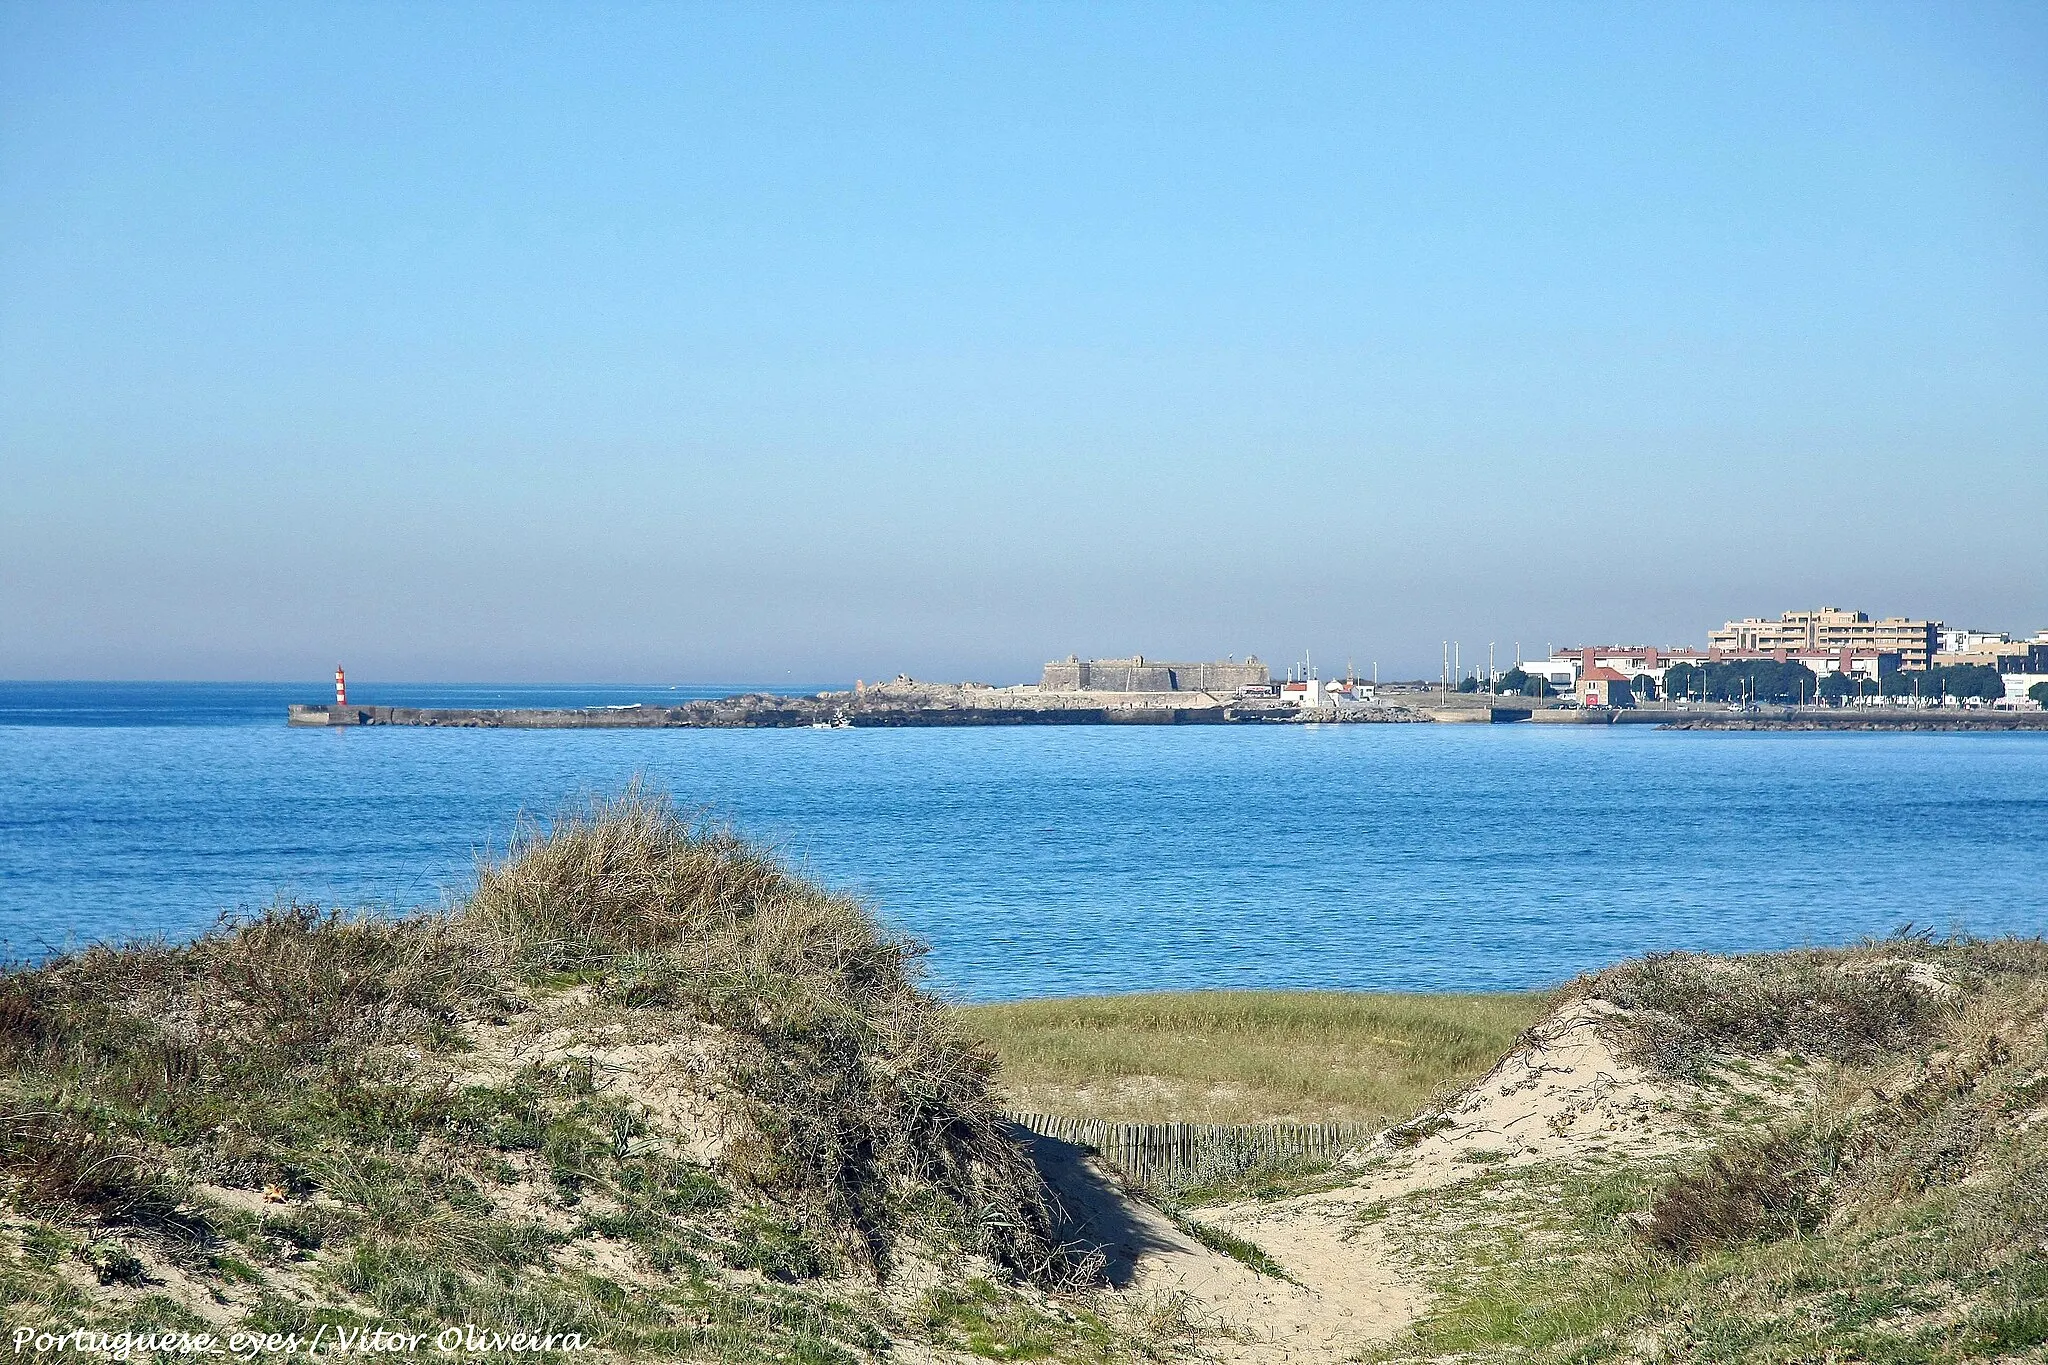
[335,666,347,707]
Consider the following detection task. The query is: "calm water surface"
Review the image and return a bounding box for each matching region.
[2,683,2043,1000]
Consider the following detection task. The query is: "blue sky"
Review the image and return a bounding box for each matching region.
[2,1,2043,682]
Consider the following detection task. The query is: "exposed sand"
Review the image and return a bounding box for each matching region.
[1035,999,1713,1362]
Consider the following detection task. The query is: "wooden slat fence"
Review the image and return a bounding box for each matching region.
[1006,1113,1373,1190]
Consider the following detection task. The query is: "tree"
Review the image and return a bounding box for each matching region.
[1633,673,1658,702]
[1490,666,1554,698]
[1885,663,2006,703]
[1942,663,2006,702]
[2031,680,2048,709]
[1818,673,1857,705]
[1665,659,1819,704]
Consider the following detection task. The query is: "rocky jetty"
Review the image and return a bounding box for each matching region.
[287,678,1426,728]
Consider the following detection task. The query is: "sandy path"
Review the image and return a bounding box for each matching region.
[1029,1132,1418,1362]
[1030,999,1709,1362]
[1146,1198,1417,1362]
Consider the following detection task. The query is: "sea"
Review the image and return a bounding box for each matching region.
[2,681,2044,1001]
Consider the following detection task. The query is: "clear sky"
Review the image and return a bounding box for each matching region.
[2,2,2043,683]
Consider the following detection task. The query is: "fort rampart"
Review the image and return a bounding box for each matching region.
[1039,655,1268,693]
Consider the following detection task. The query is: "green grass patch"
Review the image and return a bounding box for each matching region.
[912,1275,1124,1362]
[1168,1155,1346,1208]
[1172,1215,1294,1283]
[959,988,1548,1124]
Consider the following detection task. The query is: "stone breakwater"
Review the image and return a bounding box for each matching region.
[1660,708,2048,731]
[288,687,2044,732]
[288,679,1429,729]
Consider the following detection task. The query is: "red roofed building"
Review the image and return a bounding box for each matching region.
[1579,666,1635,708]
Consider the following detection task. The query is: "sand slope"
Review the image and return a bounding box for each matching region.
[1037,999,1714,1362]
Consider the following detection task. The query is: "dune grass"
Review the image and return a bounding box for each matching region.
[1366,936,2048,1363]
[0,791,1086,1362]
[958,989,1550,1125]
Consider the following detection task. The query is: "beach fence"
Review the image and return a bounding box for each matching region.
[1006,1113,1375,1191]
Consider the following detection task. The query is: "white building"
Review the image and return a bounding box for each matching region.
[1940,627,2013,655]
[1279,676,1375,709]
[2002,674,2048,708]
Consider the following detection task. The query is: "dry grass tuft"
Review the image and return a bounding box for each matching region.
[1579,943,1968,1077]
[466,792,822,971]
[465,791,1069,1281]
[1641,1130,1829,1259]
[0,1110,193,1235]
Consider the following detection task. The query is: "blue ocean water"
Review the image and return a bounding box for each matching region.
[2,682,2044,1000]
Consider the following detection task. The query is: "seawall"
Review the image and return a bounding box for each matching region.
[287,698,1246,729]
[1660,708,2048,731]
[291,696,2043,732]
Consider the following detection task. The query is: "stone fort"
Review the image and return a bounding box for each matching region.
[1039,654,1269,693]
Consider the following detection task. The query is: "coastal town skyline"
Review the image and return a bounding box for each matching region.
[9,596,2048,688]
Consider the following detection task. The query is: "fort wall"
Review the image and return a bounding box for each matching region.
[1039,655,1269,693]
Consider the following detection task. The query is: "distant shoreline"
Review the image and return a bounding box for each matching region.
[287,690,2048,731]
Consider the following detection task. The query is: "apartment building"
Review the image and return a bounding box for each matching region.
[1940,627,2014,655]
[1550,644,1893,690]
[1707,608,1940,670]
[1936,638,2048,676]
